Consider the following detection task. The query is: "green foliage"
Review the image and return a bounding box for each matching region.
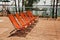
[25,0,40,10]
[2,0,10,2]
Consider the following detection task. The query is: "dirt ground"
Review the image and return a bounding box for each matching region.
[0,17,60,40]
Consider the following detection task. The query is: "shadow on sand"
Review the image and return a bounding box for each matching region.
[8,22,38,37]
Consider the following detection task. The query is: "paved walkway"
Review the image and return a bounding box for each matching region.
[0,17,60,40]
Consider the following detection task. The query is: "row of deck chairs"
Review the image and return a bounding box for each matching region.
[8,10,37,34]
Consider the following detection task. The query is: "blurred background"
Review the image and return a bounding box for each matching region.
[0,0,60,18]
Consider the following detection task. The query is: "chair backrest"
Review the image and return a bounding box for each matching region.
[15,13,25,26]
[26,11,33,18]
[23,13,30,20]
[20,12,28,21]
[8,14,21,30]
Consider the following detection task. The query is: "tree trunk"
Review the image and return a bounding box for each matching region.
[18,0,20,13]
[52,0,55,18]
[15,0,17,12]
[55,0,58,19]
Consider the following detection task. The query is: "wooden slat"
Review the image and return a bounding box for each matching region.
[15,13,28,28]
[26,11,36,21]
[8,14,21,30]
[20,12,31,25]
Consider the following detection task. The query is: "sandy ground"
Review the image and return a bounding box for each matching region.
[0,17,60,40]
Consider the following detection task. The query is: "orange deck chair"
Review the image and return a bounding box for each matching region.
[15,13,28,28]
[20,12,31,25]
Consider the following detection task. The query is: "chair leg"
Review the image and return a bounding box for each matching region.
[10,29,16,34]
